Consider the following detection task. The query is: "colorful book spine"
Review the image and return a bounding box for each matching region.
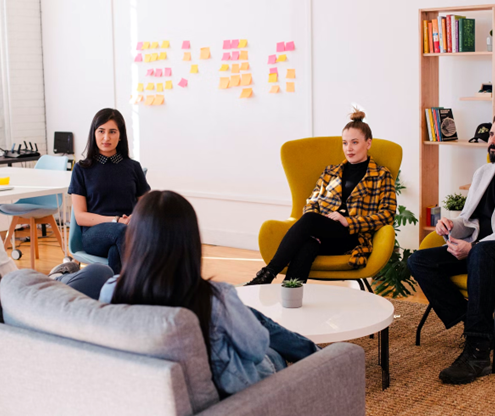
[425,109,433,141]
[428,109,436,141]
[459,18,475,52]
[438,16,445,53]
[441,17,448,52]
[428,22,434,54]
[432,19,440,53]
[446,15,452,53]
[432,108,442,141]
[455,19,460,52]
[423,20,429,53]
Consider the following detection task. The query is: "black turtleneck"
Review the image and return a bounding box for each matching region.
[338,157,369,215]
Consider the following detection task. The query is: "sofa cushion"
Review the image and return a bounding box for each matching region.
[0,269,219,413]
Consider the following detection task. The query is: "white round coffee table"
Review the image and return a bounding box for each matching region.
[236,283,394,389]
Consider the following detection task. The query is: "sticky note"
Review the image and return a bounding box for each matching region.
[182,40,190,49]
[241,73,252,86]
[239,51,248,60]
[230,75,240,87]
[286,69,295,79]
[165,80,173,89]
[277,54,287,62]
[219,77,230,89]
[178,78,188,88]
[231,64,240,74]
[134,95,144,103]
[137,83,144,92]
[142,42,150,50]
[270,67,278,74]
[268,73,278,83]
[157,83,164,92]
[159,52,167,60]
[146,83,154,90]
[155,69,163,77]
[200,47,210,59]
[223,40,231,49]
[231,51,239,60]
[151,53,158,62]
[231,39,239,48]
[238,39,248,48]
[183,52,191,61]
[276,42,285,52]
[222,52,231,61]
[219,64,229,71]
[151,42,159,49]
[161,40,170,48]
[190,64,199,73]
[285,41,295,51]
[286,82,295,92]
[136,42,143,50]
[153,95,164,105]
[164,68,172,76]
[146,69,154,76]
[269,85,280,93]
[144,54,151,63]
[144,95,154,105]
[268,55,277,64]
[239,88,252,98]
[134,53,143,62]
[240,62,249,71]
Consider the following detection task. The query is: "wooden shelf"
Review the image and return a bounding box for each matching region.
[423,141,487,147]
[459,95,492,101]
[460,184,470,190]
[424,51,492,56]
[423,226,435,231]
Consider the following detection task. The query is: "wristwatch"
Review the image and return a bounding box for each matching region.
[112,216,120,223]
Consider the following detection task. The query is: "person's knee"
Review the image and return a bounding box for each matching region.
[84,264,115,280]
[468,241,494,263]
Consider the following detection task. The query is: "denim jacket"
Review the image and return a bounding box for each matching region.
[99,278,275,396]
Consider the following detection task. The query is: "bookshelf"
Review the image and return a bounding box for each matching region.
[419,5,495,242]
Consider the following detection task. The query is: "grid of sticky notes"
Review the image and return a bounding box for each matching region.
[219,39,252,98]
[268,41,295,93]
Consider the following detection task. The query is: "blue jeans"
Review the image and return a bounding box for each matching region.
[56,264,114,300]
[82,223,127,274]
[407,241,495,340]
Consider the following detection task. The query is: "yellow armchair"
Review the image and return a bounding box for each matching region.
[258,136,403,288]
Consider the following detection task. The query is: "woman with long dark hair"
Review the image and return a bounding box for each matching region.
[68,108,150,273]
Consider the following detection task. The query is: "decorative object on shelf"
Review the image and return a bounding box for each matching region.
[476,82,492,98]
[469,122,492,143]
[443,193,466,219]
[281,278,304,308]
[439,108,458,141]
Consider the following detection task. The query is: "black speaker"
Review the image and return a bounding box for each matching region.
[54,132,74,154]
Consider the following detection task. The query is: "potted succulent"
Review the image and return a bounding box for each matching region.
[442,193,467,219]
[281,278,304,308]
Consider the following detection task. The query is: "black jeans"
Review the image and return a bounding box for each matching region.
[407,241,495,340]
[267,212,359,282]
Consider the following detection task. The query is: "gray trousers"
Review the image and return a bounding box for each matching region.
[56,264,114,300]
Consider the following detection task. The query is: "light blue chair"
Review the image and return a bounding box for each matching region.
[0,155,68,268]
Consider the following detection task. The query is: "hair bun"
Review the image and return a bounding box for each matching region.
[350,109,366,122]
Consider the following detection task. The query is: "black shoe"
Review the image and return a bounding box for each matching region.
[439,337,492,385]
[244,268,276,286]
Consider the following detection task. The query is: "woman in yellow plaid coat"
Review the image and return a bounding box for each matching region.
[246,110,397,285]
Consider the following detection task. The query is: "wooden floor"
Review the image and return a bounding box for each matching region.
[1,226,428,304]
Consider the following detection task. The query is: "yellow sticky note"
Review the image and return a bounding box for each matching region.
[151,42,159,49]
[240,73,252,86]
[153,95,164,105]
[142,42,150,50]
[200,47,210,59]
[268,73,278,83]
[219,77,230,89]
[146,83,154,91]
[269,85,280,93]
[286,82,295,92]
[183,52,191,61]
[190,64,199,73]
[137,83,144,92]
[230,75,240,87]
[286,69,296,79]
[239,50,248,60]
[165,80,173,89]
[277,54,287,62]
[219,64,229,71]
[240,62,249,71]
[161,40,170,48]
[239,88,252,98]
[157,83,164,92]
[144,95,155,105]
[151,53,158,62]
[238,39,248,48]
[159,52,167,60]
[144,54,151,63]
[231,64,240,74]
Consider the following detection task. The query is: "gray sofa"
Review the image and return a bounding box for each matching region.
[0,270,365,416]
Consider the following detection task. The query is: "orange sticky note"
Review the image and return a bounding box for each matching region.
[238,39,248,48]
[183,52,191,61]
[286,69,296,79]
[286,82,295,92]
[239,50,248,60]
[144,95,154,105]
[239,88,252,98]
[277,54,287,62]
[219,77,230,89]
[269,85,280,93]
[165,80,173,89]
[137,83,144,92]
[144,54,151,63]
[200,47,210,59]
[146,83,154,91]
[219,64,229,71]
[153,95,164,105]
[159,52,167,60]
[156,83,164,92]
[231,64,240,74]
[142,42,150,50]
[230,75,240,87]
[241,73,252,86]
[240,62,249,71]
[151,41,159,49]
[161,40,170,48]
[268,73,278,83]
[190,64,199,73]
[151,53,158,62]
[134,95,144,104]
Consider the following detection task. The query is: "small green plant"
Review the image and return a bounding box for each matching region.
[443,193,466,211]
[282,278,304,288]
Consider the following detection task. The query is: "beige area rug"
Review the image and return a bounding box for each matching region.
[332,300,495,416]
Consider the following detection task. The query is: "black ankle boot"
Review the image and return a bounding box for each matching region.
[439,337,492,385]
[245,268,276,286]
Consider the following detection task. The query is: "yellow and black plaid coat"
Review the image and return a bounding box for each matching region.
[303,157,397,268]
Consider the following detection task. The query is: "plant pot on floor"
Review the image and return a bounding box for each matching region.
[281,279,304,308]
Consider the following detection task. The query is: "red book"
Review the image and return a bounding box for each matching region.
[428,22,434,54]
[432,19,440,53]
[446,15,452,52]
[426,206,432,227]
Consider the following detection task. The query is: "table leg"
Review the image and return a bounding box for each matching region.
[62,193,68,258]
[379,327,390,390]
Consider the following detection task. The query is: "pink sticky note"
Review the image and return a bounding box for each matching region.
[178,78,188,88]
[136,42,143,50]
[268,54,277,64]
[134,53,143,62]
[223,40,231,49]
[222,52,231,61]
[276,42,285,52]
[231,39,239,48]
[182,40,190,49]
[285,41,295,51]
[146,69,154,76]
[270,67,278,74]
[231,51,240,60]
[155,69,163,77]
[164,68,172,76]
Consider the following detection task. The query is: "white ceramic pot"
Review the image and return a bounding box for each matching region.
[448,210,461,220]
[281,285,304,308]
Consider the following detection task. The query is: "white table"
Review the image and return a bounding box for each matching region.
[236,283,394,389]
